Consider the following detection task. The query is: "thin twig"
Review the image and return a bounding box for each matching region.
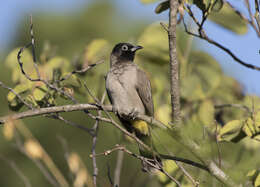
[17,16,78,103]
[214,103,251,113]
[152,130,199,186]
[0,80,33,109]
[244,0,260,36]
[254,0,260,30]
[113,151,124,187]
[59,60,104,82]
[107,164,115,187]
[53,114,94,136]
[159,154,209,171]
[29,15,41,78]
[160,168,181,186]
[93,145,181,186]
[91,92,106,187]
[184,5,260,71]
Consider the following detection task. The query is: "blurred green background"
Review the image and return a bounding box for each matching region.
[0,1,166,186]
[1,0,260,186]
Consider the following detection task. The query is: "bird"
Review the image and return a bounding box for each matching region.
[105,42,161,172]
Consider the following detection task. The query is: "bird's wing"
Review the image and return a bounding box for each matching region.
[105,74,114,105]
[136,68,154,117]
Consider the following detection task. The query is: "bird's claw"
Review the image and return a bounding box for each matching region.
[112,106,138,120]
[128,108,139,120]
[112,106,119,115]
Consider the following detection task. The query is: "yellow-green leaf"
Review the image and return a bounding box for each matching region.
[5,48,33,70]
[5,48,37,83]
[193,0,223,12]
[218,120,245,142]
[157,160,178,182]
[247,170,260,187]
[209,2,248,34]
[155,104,171,126]
[43,57,71,80]
[7,84,31,102]
[196,65,221,96]
[85,39,109,63]
[243,117,260,137]
[137,23,169,64]
[33,87,47,101]
[255,173,260,187]
[198,100,215,127]
[181,75,205,101]
[155,0,169,14]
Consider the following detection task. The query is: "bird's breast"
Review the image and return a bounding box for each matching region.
[106,67,145,114]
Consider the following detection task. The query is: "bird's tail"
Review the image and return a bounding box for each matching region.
[132,120,162,173]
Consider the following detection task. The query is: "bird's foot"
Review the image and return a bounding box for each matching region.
[128,108,139,120]
[112,106,119,116]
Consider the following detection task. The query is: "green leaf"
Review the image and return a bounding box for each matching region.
[43,57,71,81]
[196,65,221,95]
[62,75,82,88]
[85,39,109,63]
[155,0,169,14]
[7,84,31,102]
[181,75,205,101]
[157,160,178,183]
[218,120,246,142]
[247,170,260,187]
[243,116,260,138]
[33,86,48,101]
[7,84,32,111]
[198,100,215,127]
[5,48,33,70]
[193,0,223,12]
[255,173,260,187]
[156,104,171,126]
[209,2,248,34]
[181,51,221,101]
[211,0,223,12]
[138,23,169,64]
[5,48,36,83]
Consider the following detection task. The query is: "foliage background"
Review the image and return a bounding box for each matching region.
[0,0,260,186]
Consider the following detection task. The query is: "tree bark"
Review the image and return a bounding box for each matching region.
[168,0,181,125]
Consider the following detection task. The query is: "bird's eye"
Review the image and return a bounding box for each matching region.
[121,45,128,51]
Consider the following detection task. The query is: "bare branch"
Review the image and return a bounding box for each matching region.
[53,114,94,136]
[168,0,181,124]
[254,0,260,30]
[91,92,106,187]
[106,164,115,187]
[59,60,104,82]
[184,5,260,71]
[17,16,78,103]
[113,151,124,187]
[159,154,208,171]
[1,103,168,128]
[92,144,182,186]
[244,0,260,36]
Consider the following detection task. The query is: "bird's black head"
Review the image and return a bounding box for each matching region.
[110,43,143,65]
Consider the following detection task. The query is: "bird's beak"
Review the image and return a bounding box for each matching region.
[131,45,143,52]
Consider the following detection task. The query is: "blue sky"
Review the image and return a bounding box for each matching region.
[0,0,260,95]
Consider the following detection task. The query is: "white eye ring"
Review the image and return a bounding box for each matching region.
[121,45,128,51]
